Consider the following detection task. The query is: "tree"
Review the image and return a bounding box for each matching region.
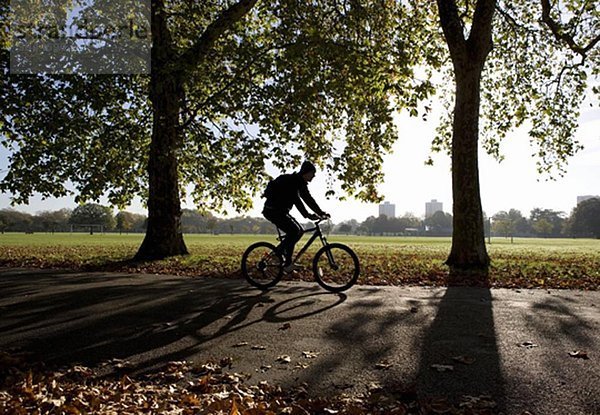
[1,1,420,260]
[0,209,33,232]
[425,210,453,236]
[37,209,71,233]
[492,209,527,240]
[70,203,115,233]
[529,208,565,237]
[428,0,598,277]
[0,215,5,233]
[567,198,600,238]
[337,223,352,235]
[531,218,553,237]
[116,211,136,234]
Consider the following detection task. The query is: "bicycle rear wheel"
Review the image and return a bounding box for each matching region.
[241,242,284,290]
[313,243,359,292]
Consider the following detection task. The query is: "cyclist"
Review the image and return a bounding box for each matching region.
[262,161,329,272]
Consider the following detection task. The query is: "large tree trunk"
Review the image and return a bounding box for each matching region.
[445,64,490,278]
[436,0,495,280]
[135,1,188,260]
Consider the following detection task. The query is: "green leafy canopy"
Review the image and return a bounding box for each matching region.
[1,0,598,212]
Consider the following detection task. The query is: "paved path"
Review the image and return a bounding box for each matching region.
[0,268,598,414]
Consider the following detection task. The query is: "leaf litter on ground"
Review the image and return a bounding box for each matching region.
[0,351,503,414]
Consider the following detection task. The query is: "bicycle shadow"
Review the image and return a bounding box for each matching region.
[0,268,345,375]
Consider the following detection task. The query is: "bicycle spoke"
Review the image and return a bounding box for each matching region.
[242,242,283,289]
[313,244,359,292]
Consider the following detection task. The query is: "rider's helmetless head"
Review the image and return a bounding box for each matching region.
[299,160,316,182]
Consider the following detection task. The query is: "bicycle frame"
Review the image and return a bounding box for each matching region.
[277,220,329,264]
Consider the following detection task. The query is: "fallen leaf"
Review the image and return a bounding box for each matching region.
[279,323,292,331]
[230,398,240,415]
[295,362,310,369]
[220,357,233,368]
[232,342,248,348]
[302,351,320,359]
[452,355,476,365]
[259,365,272,372]
[518,341,539,349]
[277,355,291,364]
[251,345,267,350]
[428,397,452,414]
[568,351,589,359]
[431,364,454,372]
[459,395,497,409]
[368,382,383,392]
[375,361,393,370]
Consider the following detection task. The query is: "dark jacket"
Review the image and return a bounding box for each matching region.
[263,173,324,217]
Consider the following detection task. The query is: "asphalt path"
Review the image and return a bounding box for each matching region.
[0,268,598,414]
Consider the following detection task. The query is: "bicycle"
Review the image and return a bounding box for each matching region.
[241,217,360,292]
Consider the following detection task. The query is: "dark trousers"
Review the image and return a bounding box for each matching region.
[263,208,303,265]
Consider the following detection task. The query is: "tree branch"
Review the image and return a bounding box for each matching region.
[495,5,535,36]
[436,0,467,61]
[180,41,296,129]
[468,0,495,60]
[175,0,260,73]
[540,0,600,56]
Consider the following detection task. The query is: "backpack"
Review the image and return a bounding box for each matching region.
[262,178,276,199]
[262,175,287,199]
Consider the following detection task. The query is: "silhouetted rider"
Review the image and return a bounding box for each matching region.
[262,161,329,272]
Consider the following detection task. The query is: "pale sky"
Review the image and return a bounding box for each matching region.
[1,100,599,222]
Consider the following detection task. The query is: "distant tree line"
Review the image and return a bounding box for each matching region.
[1,199,599,238]
[490,200,600,239]
[334,199,600,239]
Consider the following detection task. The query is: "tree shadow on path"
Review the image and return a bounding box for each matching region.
[414,285,506,410]
[0,268,342,376]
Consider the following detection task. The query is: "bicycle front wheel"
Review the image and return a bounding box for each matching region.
[313,243,360,292]
[241,242,284,290]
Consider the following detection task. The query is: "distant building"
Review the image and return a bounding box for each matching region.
[379,201,395,218]
[425,199,443,218]
[577,195,599,205]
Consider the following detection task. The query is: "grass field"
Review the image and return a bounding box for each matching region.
[1,232,599,289]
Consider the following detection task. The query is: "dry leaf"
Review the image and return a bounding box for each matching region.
[220,357,233,368]
[568,351,589,359]
[428,397,452,414]
[375,361,393,370]
[431,364,454,372]
[302,351,320,359]
[278,323,292,331]
[452,355,476,365]
[230,398,240,415]
[276,355,291,364]
[518,341,539,349]
[251,345,267,350]
[368,382,383,392]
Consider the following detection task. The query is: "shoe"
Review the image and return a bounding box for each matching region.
[283,263,301,273]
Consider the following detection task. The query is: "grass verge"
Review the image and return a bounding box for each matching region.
[0,233,598,290]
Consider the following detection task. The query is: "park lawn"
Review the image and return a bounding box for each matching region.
[0,233,598,289]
